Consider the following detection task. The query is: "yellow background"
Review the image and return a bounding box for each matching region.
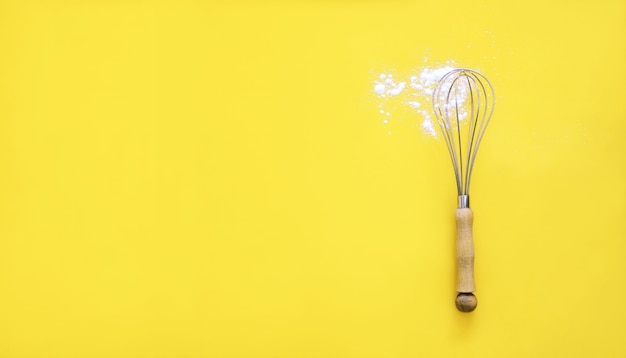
[1,0,625,357]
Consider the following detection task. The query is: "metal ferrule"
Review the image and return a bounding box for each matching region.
[458,195,470,208]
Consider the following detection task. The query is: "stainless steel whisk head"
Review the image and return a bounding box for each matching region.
[432,69,495,208]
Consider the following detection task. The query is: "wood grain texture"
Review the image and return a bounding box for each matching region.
[456,208,476,293]
[455,293,477,312]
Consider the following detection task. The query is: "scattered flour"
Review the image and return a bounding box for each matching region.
[407,101,421,109]
[374,74,407,98]
[372,62,458,138]
[420,110,436,137]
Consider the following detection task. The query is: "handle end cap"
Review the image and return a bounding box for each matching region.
[455,293,477,312]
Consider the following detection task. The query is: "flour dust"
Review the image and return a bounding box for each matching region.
[372,62,458,138]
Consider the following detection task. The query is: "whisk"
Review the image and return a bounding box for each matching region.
[431,69,495,312]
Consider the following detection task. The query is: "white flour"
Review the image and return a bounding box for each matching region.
[374,74,407,98]
[372,62,457,137]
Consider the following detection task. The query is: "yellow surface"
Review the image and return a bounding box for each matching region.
[1,0,625,357]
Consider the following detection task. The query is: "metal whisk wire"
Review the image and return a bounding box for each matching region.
[432,69,495,202]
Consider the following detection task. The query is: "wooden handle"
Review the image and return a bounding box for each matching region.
[455,208,477,312]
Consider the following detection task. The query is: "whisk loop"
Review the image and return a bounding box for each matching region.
[432,69,495,208]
